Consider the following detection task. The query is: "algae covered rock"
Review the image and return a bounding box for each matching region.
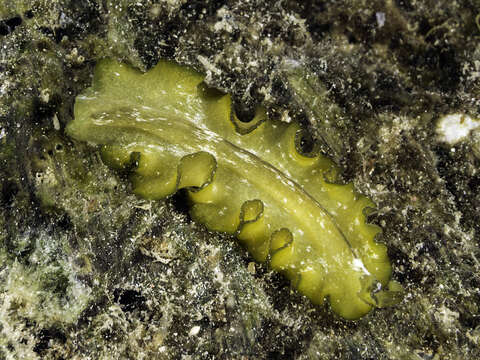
[1,0,479,359]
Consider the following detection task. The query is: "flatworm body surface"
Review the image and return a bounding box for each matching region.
[67,59,399,320]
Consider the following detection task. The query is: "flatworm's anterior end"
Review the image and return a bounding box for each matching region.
[67,58,401,320]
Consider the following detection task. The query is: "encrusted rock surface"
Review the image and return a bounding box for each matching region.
[1,0,479,358]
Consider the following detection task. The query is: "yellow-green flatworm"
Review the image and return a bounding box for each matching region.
[66,59,401,320]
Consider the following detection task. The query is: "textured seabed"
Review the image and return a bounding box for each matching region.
[1,1,479,359]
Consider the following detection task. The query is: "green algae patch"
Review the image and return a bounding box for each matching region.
[66,59,401,320]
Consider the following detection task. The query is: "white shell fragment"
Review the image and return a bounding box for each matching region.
[437,113,480,145]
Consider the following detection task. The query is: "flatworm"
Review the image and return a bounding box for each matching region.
[66,59,401,319]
